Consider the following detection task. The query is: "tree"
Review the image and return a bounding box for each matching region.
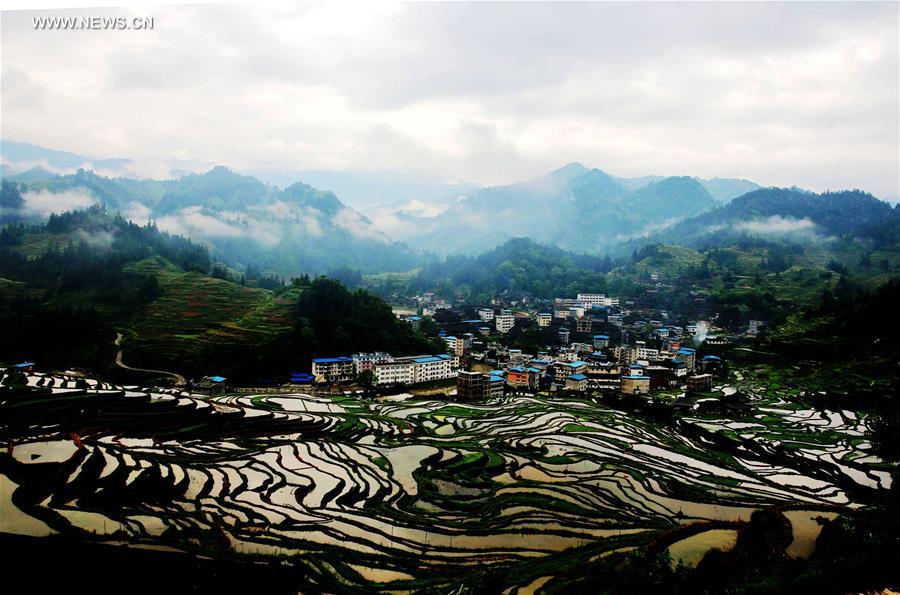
[358,369,376,397]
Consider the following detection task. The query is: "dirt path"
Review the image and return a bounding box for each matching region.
[114,333,186,387]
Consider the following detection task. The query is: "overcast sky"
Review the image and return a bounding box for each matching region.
[2,2,898,198]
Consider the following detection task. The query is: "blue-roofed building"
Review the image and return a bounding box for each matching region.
[675,347,697,372]
[312,356,356,383]
[289,372,315,384]
[196,375,228,394]
[565,373,588,391]
[13,362,35,371]
[700,354,723,372]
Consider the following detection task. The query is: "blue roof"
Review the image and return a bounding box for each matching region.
[566,361,587,367]
[414,356,443,363]
[489,375,504,383]
[568,374,587,381]
[490,369,505,376]
[703,355,721,359]
[406,316,421,321]
[526,367,541,373]
[593,335,609,339]
[629,364,643,369]
[509,366,525,372]
[208,376,226,383]
[624,375,650,380]
[14,362,35,368]
[538,312,551,316]
[444,335,457,340]
[531,359,550,365]
[677,348,696,355]
[313,357,353,363]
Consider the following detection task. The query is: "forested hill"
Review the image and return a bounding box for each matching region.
[0,205,440,380]
[0,168,424,275]
[620,187,899,253]
[402,237,635,303]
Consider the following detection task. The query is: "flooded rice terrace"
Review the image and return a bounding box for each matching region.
[0,370,892,591]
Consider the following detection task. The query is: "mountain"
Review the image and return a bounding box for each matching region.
[0,167,423,275]
[699,177,762,203]
[613,174,760,202]
[406,237,619,302]
[629,187,900,252]
[0,139,207,179]
[249,168,480,211]
[398,166,718,255]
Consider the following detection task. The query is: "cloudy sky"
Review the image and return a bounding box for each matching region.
[2,2,898,198]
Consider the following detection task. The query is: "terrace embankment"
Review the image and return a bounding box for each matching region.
[0,369,892,592]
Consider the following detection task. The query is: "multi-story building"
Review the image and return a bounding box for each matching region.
[374,354,456,386]
[621,375,651,395]
[555,360,588,379]
[495,313,516,334]
[443,336,465,357]
[312,357,355,383]
[565,374,588,392]
[687,373,713,392]
[675,347,697,372]
[457,371,506,400]
[608,314,624,327]
[576,293,620,308]
[412,354,455,383]
[536,312,552,327]
[558,327,571,345]
[636,346,660,362]
[352,352,393,375]
[374,359,416,386]
[576,317,593,333]
[593,335,610,350]
[477,308,495,322]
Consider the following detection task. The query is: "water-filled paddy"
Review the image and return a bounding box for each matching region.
[0,370,892,591]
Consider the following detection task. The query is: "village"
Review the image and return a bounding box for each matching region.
[297,292,767,409]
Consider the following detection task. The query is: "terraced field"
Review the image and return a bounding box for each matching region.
[1,370,892,592]
[122,258,297,366]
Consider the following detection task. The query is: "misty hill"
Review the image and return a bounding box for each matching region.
[0,167,423,275]
[404,237,624,303]
[624,187,900,253]
[399,164,720,255]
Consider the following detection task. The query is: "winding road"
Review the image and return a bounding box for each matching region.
[114,332,186,387]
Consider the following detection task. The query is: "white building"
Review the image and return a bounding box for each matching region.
[352,352,393,375]
[312,357,355,383]
[443,336,464,356]
[536,312,552,327]
[495,314,515,333]
[412,354,455,383]
[374,360,416,385]
[477,308,495,322]
[374,354,456,386]
[576,293,620,308]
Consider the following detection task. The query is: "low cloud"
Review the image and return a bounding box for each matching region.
[21,189,96,218]
[733,215,817,235]
[333,207,389,242]
[156,206,246,239]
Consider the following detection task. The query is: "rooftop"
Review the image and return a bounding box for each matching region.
[313,357,354,364]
